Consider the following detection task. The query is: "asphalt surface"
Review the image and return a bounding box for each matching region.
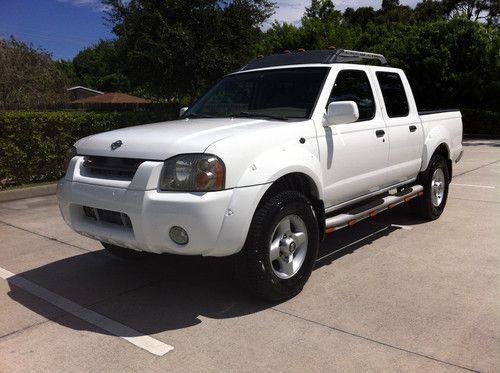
[0,139,498,372]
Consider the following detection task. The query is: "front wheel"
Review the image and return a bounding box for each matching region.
[411,154,450,220]
[238,190,319,302]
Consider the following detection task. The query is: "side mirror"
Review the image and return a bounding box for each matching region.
[179,107,188,118]
[325,101,359,126]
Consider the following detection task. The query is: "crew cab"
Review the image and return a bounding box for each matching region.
[58,49,463,301]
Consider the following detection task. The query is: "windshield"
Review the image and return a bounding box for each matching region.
[184,67,329,121]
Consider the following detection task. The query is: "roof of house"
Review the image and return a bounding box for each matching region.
[73,92,152,104]
[67,86,104,95]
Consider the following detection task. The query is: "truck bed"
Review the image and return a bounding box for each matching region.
[419,109,463,168]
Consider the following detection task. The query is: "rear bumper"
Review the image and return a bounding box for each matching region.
[57,178,270,257]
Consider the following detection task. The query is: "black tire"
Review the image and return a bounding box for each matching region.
[238,190,319,302]
[101,242,151,260]
[411,154,450,220]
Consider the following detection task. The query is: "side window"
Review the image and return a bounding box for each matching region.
[376,72,409,118]
[328,69,375,122]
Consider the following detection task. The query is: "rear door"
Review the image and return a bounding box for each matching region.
[371,68,422,185]
[320,67,390,208]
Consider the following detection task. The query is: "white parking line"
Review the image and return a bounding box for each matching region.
[0,266,173,356]
[452,183,495,189]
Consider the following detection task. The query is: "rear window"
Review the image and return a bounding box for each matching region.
[376,72,409,118]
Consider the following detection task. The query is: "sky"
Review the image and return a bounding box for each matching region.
[0,0,421,60]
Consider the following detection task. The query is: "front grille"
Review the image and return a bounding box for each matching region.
[83,206,132,228]
[82,156,144,179]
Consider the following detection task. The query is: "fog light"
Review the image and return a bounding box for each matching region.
[169,226,189,245]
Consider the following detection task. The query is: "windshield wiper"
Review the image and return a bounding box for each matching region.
[184,113,215,119]
[234,111,289,121]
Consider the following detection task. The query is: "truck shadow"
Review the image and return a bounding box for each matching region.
[7,204,425,336]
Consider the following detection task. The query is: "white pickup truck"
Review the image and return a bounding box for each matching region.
[58,49,463,301]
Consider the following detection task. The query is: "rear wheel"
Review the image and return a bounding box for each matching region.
[411,154,449,220]
[101,242,150,260]
[238,190,319,302]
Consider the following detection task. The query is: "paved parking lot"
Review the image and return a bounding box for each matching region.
[0,139,498,372]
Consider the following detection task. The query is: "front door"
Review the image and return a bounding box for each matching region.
[320,68,390,208]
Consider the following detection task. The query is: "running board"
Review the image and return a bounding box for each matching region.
[324,185,424,234]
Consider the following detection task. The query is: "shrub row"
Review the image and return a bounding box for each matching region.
[0,111,177,188]
[461,109,500,137]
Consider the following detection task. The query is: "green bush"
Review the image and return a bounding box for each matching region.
[461,109,500,137]
[0,111,177,189]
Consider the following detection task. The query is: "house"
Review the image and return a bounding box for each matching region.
[67,86,103,101]
[72,92,151,104]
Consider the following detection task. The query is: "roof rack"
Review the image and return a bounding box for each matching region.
[240,48,388,71]
[333,49,388,65]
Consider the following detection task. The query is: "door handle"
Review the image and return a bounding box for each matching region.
[375,130,385,138]
[409,125,417,132]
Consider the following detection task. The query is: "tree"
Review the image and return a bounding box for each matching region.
[0,37,70,106]
[303,0,341,22]
[381,0,401,11]
[444,0,499,23]
[343,7,377,29]
[377,0,414,24]
[72,40,130,92]
[414,0,447,22]
[56,59,79,86]
[102,0,275,100]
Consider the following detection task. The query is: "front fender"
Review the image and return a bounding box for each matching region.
[235,146,324,199]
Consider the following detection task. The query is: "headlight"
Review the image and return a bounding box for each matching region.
[159,154,225,191]
[62,146,77,172]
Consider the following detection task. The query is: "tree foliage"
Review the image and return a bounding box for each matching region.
[96,0,275,101]
[303,0,341,22]
[73,40,130,92]
[258,1,499,112]
[64,0,498,111]
[444,0,499,24]
[0,38,71,106]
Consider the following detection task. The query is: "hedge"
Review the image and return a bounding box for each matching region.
[461,109,500,137]
[0,111,177,189]
[0,108,498,189]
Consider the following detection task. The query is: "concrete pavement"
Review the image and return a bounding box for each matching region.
[0,139,498,372]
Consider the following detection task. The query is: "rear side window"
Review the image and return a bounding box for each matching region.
[376,72,409,118]
[328,70,375,122]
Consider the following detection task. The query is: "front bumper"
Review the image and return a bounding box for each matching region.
[57,157,270,256]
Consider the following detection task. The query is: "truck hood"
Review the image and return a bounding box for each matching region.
[75,118,278,160]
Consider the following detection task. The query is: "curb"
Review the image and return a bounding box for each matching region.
[0,183,57,203]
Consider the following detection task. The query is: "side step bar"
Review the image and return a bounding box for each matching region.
[324,185,424,234]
